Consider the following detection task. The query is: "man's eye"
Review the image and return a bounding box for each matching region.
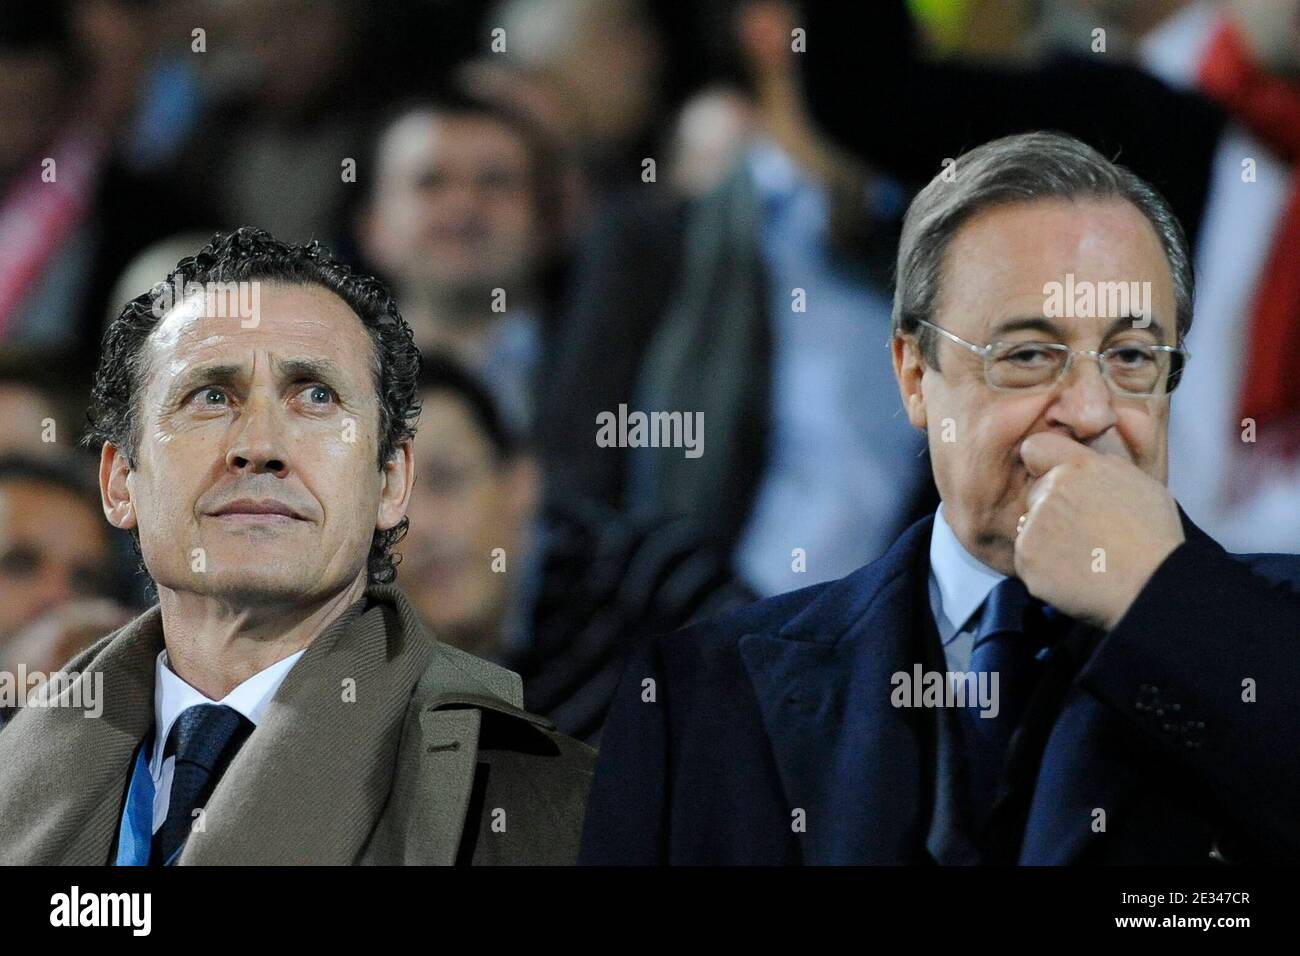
[479,168,526,192]
[0,546,40,578]
[301,384,337,405]
[1110,347,1155,367]
[1003,346,1055,366]
[191,387,228,406]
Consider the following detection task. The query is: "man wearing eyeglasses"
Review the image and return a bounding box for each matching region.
[579,131,1300,865]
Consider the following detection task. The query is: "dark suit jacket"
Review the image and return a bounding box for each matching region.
[579,511,1300,864]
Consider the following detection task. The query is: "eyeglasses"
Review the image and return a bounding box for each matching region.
[910,318,1190,397]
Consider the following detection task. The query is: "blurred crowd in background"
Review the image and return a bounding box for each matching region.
[3,0,1300,742]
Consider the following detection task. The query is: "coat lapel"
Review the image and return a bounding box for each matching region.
[179,586,438,865]
[0,607,162,864]
[738,516,935,864]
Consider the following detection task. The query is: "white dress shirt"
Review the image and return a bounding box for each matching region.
[148,648,304,833]
[926,503,1009,673]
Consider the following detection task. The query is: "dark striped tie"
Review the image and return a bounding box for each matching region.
[151,704,254,865]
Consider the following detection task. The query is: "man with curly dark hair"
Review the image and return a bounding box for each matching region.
[0,227,594,865]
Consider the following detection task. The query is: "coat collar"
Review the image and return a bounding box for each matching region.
[178,585,439,864]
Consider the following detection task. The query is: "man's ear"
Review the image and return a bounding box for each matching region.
[99,443,137,531]
[377,439,414,532]
[892,334,929,430]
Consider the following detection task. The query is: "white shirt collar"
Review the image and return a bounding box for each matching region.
[150,647,305,777]
[928,502,1008,638]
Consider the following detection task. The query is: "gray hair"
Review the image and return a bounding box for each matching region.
[892,131,1194,383]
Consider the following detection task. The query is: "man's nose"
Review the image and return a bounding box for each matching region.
[225,397,290,476]
[440,183,484,223]
[1045,355,1119,442]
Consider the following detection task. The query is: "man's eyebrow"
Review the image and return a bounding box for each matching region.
[162,363,243,406]
[1100,315,1169,343]
[987,315,1171,343]
[988,316,1064,339]
[271,356,348,384]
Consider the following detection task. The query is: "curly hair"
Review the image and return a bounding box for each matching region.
[82,227,422,587]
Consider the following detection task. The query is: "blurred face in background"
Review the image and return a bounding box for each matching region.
[554,0,662,148]
[0,386,60,458]
[365,111,542,299]
[0,479,111,644]
[895,198,1177,575]
[399,390,536,645]
[490,0,661,153]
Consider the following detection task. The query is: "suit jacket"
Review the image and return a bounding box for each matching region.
[579,511,1300,864]
[630,163,773,550]
[538,168,773,550]
[0,585,594,865]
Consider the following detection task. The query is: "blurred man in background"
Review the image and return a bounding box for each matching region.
[0,455,118,650]
[399,354,750,741]
[360,94,560,432]
[541,0,932,597]
[399,356,539,662]
[0,350,140,729]
[0,453,133,730]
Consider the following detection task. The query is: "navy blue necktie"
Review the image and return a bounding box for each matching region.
[151,704,254,865]
[962,578,1062,829]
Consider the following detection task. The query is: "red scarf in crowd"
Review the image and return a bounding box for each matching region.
[0,124,104,339]
[1199,20,1300,454]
